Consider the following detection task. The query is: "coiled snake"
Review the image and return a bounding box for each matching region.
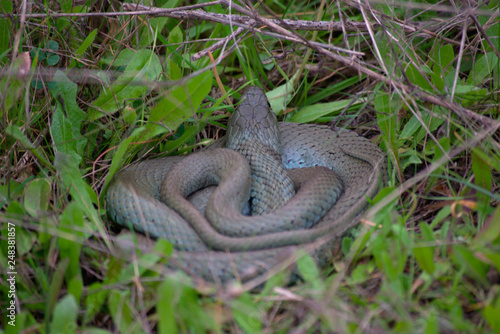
[106,86,386,282]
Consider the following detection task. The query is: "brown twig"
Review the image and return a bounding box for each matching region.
[4,1,497,129]
[469,12,500,60]
[121,2,371,32]
[191,27,246,61]
[121,3,365,57]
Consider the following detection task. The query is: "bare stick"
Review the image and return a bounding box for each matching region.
[4,1,495,128]
[121,3,371,32]
[191,27,246,61]
[469,12,500,60]
[123,4,365,57]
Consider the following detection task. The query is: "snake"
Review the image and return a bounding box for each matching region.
[106,86,387,283]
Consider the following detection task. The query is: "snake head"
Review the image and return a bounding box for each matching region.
[226,86,281,154]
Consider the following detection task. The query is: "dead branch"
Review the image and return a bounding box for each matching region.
[3,0,496,129]
[120,2,372,32]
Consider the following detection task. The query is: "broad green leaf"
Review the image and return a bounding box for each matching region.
[101,49,135,67]
[267,71,299,114]
[461,88,488,108]
[56,0,73,32]
[485,21,500,51]
[483,250,500,273]
[50,295,78,334]
[108,290,137,334]
[375,92,399,141]
[175,281,215,333]
[138,0,180,47]
[56,17,71,33]
[467,143,500,172]
[347,262,375,285]
[400,115,421,140]
[414,246,436,274]
[24,178,51,217]
[122,105,136,124]
[424,310,439,334]
[158,278,179,334]
[30,46,46,61]
[414,111,444,144]
[83,283,109,325]
[348,218,377,258]
[232,293,263,333]
[374,31,397,70]
[484,304,500,333]
[394,320,412,332]
[380,250,398,281]
[451,245,490,287]
[54,153,104,241]
[45,41,60,66]
[48,71,85,126]
[306,76,364,105]
[453,83,483,95]
[472,149,492,221]
[58,0,72,12]
[406,63,432,91]
[139,16,168,48]
[166,26,183,80]
[430,206,451,228]
[474,206,500,246]
[148,71,212,137]
[89,49,162,120]
[296,250,322,289]
[429,72,445,92]
[435,44,454,76]
[373,224,408,283]
[375,92,400,171]
[466,52,499,85]
[50,100,82,162]
[167,58,182,81]
[47,40,59,50]
[290,98,364,123]
[342,237,353,255]
[104,258,124,285]
[102,127,146,195]
[433,136,450,162]
[420,222,436,243]
[392,223,411,247]
[47,258,69,315]
[168,25,183,65]
[59,203,84,301]
[161,124,200,152]
[46,54,60,66]
[261,271,288,294]
[5,124,34,148]
[116,239,172,282]
[69,29,97,69]
[49,71,87,161]
[0,179,23,204]
[5,124,52,169]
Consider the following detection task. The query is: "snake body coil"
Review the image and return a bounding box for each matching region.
[106,86,387,282]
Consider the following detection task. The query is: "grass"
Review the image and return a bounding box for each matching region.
[1,0,500,332]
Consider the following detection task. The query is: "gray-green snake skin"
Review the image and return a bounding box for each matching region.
[106,86,387,282]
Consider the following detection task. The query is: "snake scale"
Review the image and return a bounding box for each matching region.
[106,86,387,283]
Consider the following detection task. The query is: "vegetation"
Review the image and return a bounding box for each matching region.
[1,0,499,332]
